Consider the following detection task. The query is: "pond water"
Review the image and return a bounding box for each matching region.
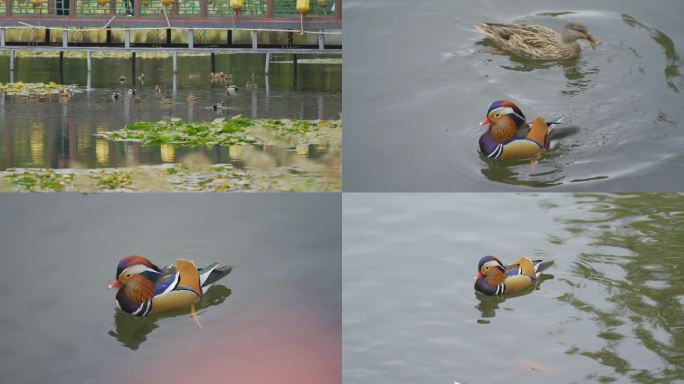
[0,54,341,170]
[0,193,341,383]
[343,193,684,383]
[343,0,684,191]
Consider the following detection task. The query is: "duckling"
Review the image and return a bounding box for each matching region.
[58,88,72,98]
[137,73,145,87]
[112,91,120,101]
[160,97,173,105]
[226,84,238,95]
[209,72,217,84]
[474,22,600,60]
[129,88,137,95]
[212,101,224,111]
[154,85,162,96]
[221,73,233,85]
[26,92,38,101]
[187,95,198,102]
[118,74,127,86]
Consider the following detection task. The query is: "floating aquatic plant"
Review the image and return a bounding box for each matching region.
[0,81,79,96]
[3,169,74,192]
[97,117,342,146]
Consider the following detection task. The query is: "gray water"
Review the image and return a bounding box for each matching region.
[343,193,684,384]
[0,193,341,383]
[343,0,684,191]
[0,54,341,169]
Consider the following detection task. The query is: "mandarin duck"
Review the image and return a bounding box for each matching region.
[474,22,600,60]
[108,255,232,316]
[478,100,566,160]
[474,255,553,296]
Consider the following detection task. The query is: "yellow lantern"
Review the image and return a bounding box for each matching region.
[296,0,309,13]
[229,0,243,10]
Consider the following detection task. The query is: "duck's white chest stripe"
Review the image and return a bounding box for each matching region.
[488,144,503,159]
[495,283,506,295]
[132,300,152,316]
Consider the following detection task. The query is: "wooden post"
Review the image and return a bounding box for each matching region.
[45,29,51,43]
[211,52,215,73]
[264,52,271,74]
[86,50,92,72]
[62,29,68,48]
[251,30,257,49]
[227,29,232,47]
[188,29,194,49]
[131,51,136,82]
[106,28,112,45]
[172,51,178,73]
[166,29,172,46]
[124,29,131,48]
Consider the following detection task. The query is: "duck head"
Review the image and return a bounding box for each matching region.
[109,255,163,304]
[475,255,506,282]
[480,100,526,143]
[561,23,600,46]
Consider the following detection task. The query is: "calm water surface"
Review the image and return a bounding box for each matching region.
[343,193,684,383]
[0,54,341,169]
[343,0,684,191]
[0,194,341,384]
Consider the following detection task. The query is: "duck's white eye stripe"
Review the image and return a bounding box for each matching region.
[125,264,161,275]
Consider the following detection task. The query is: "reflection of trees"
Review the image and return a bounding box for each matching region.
[622,14,683,93]
[556,193,684,383]
[108,285,232,350]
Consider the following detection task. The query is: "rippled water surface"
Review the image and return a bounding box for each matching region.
[343,0,684,191]
[343,193,684,383]
[0,54,341,169]
[0,194,341,383]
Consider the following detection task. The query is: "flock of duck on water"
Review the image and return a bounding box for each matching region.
[109,71,257,111]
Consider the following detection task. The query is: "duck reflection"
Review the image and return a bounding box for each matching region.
[108,284,232,350]
[475,273,554,323]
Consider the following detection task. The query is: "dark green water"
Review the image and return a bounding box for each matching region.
[0,53,341,169]
[343,0,684,191]
[343,193,684,383]
[0,193,341,383]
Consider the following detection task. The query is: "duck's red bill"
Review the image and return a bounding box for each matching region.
[480,117,490,126]
[108,279,121,289]
[475,272,483,280]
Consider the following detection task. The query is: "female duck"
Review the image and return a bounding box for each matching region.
[475,22,600,60]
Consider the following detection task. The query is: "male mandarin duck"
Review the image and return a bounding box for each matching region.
[108,255,232,316]
[474,22,600,60]
[478,100,563,160]
[474,255,553,296]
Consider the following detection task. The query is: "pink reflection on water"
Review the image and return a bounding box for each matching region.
[124,299,340,384]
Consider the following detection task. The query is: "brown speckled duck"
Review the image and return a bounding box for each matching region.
[474,22,600,60]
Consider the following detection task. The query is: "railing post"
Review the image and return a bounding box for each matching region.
[9,49,14,71]
[318,32,324,50]
[124,29,130,48]
[62,29,68,48]
[0,29,5,47]
[251,30,257,49]
[264,52,270,74]
[86,49,92,72]
[187,29,193,48]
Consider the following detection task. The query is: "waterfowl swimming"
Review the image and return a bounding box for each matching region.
[478,100,563,160]
[129,88,136,95]
[108,255,232,316]
[137,73,145,87]
[187,95,198,102]
[212,101,224,111]
[160,97,173,105]
[154,85,162,96]
[474,255,554,296]
[118,75,127,86]
[226,84,238,95]
[58,88,73,98]
[474,22,600,60]
[112,91,120,101]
